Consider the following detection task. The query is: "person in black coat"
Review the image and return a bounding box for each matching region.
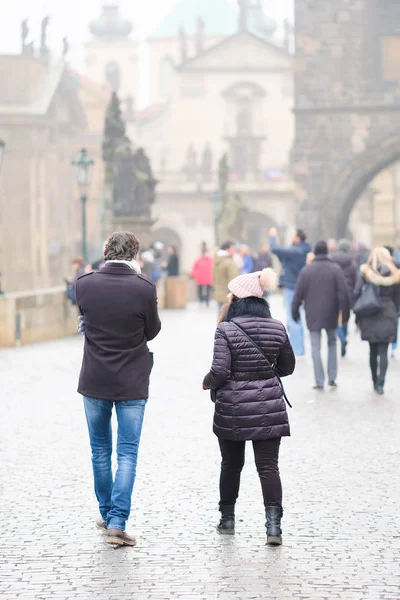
[332,239,358,357]
[76,231,161,547]
[292,241,349,390]
[203,268,295,546]
[354,247,400,394]
[166,246,179,277]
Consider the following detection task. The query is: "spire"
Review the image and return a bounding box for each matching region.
[238,0,249,32]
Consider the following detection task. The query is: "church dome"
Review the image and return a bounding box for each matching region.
[89,2,133,39]
[249,2,277,38]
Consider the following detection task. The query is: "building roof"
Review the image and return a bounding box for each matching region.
[151,0,237,38]
[135,102,169,125]
[0,56,86,128]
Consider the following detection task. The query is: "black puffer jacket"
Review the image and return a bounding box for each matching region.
[203,316,295,441]
[332,252,358,308]
[354,264,400,343]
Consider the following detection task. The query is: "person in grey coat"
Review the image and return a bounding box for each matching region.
[292,241,349,390]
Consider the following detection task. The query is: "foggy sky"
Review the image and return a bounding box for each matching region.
[0,0,294,106]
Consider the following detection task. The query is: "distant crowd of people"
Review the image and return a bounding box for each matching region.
[266,230,400,395]
[67,230,400,399]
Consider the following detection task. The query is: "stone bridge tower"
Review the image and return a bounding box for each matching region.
[294,0,400,241]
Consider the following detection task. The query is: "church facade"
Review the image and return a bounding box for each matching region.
[85,0,296,272]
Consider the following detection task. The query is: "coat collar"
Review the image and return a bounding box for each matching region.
[361,264,400,286]
[100,262,137,276]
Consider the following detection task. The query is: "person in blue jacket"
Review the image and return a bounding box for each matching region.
[269,228,311,356]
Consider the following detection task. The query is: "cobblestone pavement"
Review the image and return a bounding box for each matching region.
[1,297,400,600]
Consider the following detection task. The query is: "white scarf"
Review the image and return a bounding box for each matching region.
[106,259,141,274]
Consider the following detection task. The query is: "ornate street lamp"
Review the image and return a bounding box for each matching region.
[0,139,5,175]
[72,148,94,263]
[210,190,223,247]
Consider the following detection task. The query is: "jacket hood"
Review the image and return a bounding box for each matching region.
[333,251,354,269]
[214,252,231,266]
[361,264,400,286]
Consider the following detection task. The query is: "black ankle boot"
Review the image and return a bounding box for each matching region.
[217,504,235,535]
[265,506,283,546]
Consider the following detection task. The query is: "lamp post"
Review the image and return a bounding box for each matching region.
[72,148,94,263]
[210,190,223,247]
[0,139,5,176]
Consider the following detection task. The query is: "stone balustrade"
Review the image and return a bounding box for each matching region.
[0,278,193,347]
[0,287,78,347]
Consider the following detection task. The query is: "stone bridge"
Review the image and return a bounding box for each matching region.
[0,299,399,599]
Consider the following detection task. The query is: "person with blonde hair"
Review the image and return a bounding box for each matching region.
[354,247,400,394]
[203,268,295,546]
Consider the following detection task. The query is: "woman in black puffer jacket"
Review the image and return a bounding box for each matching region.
[354,247,400,394]
[203,268,295,546]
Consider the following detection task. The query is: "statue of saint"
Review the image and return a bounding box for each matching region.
[21,19,29,50]
[218,193,247,244]
[40,16,50,57]
[202,145,212,182]
[62,37,70,58]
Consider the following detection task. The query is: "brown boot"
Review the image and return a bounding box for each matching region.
[106,528,137,547]
[95,519,107,533]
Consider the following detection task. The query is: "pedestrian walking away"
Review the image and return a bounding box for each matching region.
[332,239,358,357]
[65,256,86,306]
[203,268,295,546]
[191,250,213,306]
[76,231,161,547]
[212,241,240,312]
[165,245,180,277]
[292,241,350,390]
[269,227,311,356]
[254,244,273,272]
[240,244,255,274]
[354,247,400,395]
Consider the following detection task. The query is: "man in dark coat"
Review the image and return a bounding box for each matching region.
[269,227,311,356]
[76,231,161,547]
[332,239,358,357]
[292,241,350,390]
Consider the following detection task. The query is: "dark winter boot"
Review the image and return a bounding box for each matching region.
[217,504,235,535]
[265,506,283,546]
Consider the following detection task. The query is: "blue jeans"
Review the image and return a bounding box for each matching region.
[83,397,147,531]
[337,323,348,343]
[283,287,305,356]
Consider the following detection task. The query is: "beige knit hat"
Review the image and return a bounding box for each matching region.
[228,268,278,299]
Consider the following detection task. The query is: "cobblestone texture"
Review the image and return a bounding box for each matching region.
[1,298,400,599]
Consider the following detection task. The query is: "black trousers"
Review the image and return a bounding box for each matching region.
[218,438,282,508]
[197,285,211,305]
[369,342,389,385]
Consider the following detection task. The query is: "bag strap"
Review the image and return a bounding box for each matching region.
[230,321,292,409]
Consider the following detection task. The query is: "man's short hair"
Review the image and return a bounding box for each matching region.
[221,241,234,251]
[104,232,140,261]
[296,229,307,242]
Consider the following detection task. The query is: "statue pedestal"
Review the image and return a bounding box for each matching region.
[111,216,156,249]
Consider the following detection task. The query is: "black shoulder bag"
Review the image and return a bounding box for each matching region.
[230,322,292,408]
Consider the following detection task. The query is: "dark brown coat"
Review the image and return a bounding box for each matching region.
[203,316,295,441]
[76,263,161,401]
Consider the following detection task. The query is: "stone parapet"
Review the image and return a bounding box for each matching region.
[0,287,78,347]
